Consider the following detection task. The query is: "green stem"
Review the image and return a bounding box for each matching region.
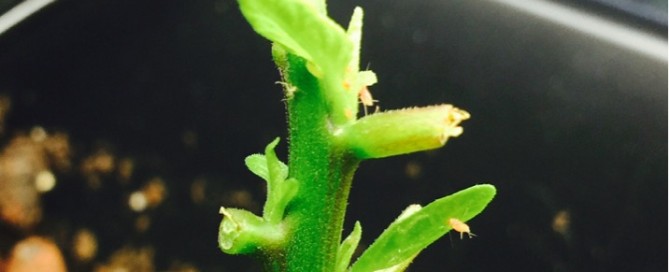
[283,55,360,271]
[224,2,490,271]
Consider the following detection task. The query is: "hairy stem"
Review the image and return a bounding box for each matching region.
[282,55,359,271]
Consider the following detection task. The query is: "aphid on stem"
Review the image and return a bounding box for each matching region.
[447,218,476,239]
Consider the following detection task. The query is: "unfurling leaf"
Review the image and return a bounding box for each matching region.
[245,154,269,181]
[335,221,362,272]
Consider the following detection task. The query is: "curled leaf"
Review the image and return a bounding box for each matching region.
[340,104,470,159]
[218,207,285,255]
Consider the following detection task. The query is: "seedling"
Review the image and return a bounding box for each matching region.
[218,0,496,271]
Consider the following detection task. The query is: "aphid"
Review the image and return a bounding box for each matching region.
[448,218,476,239]
[358,86,375,107]
[355,70,378,115]
[358,86,380,116]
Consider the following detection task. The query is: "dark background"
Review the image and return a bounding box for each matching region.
[0,0,666,271]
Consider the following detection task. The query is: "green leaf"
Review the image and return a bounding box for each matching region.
[335,221,362,272]
[238,0,361,125]
[357,70,377,87]
[346,7,363,74]
[351,184,496,272]
[261,138,297,223]
[309,0,326,15]
[264,137,289,183]
[244,138,295,224]
[268,177,298,223]
[237,0,351,78]
[245,138,288,184]
[245,154,269,181]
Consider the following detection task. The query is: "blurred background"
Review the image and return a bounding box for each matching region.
[0,0,666,271]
